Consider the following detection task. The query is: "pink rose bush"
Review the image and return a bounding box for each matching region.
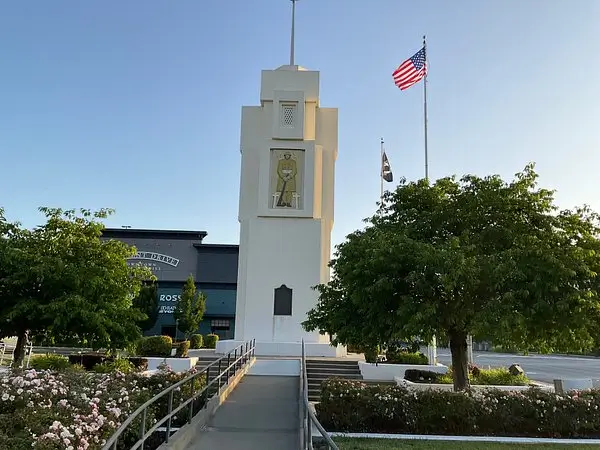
[0,366,202,450]
[317,378,600,438]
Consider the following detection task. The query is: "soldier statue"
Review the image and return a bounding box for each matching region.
[276,152,297,207]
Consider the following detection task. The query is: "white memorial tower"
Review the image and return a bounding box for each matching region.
[216,1,344,357]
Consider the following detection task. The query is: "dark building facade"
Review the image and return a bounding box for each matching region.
[101,228,239,340]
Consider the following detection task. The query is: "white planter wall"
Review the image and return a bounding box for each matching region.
[396,378,554,392]
[146,357,198,373]
[358,362,447,381]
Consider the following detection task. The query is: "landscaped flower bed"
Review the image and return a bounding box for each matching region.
[0,366,205,450]
[317,379,600,438]
[405,366,530,386]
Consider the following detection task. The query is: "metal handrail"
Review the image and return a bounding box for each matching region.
[102,339,256,450]
[0,341,33,368]
[301,340,339,450]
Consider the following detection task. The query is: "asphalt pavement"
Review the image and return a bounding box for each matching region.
[435,350,600,384]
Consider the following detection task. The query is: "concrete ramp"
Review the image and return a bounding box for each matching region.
[185,375,299,450]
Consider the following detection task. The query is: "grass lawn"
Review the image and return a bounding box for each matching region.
[333,438,599,449]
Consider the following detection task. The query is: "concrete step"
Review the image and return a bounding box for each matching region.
[306,360,359,366]
[306,366,361,374]
[307,365,361,373]
[307,366,361,373]
[308,375,361,381]
[306,361,360,367]
[307,370,361,376]
[306,358,364,404]
[195,356,221,361]
[306,358,359,364]
[308,374,363,382]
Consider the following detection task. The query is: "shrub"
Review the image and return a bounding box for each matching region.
[67,353,111,370]
[93,358,135,374]
[469,363,481,377]
[363,345,380,363]
[128,357,149,371]
[346,344,362,353]
[70,363,86,372]
[204,334,219,349]
[28,354,72,371]
[437,367,530,386]
[137,335,173,357]
[316,378,600,437]
[190,334,203,349]
[176,340,191,358]
[387,351,428,365]
[404,369,441,383]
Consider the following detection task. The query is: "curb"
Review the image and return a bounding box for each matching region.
[329,432,600,445]
[484,351,600,360]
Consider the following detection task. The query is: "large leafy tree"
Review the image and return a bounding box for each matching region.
[173,275,206,340]
[133,280,159,332]
[0,209,23,342]
[303,164,600,390]
[0,207,152,366]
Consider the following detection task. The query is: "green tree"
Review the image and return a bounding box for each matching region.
[303,164,600,390]
[0,207,152,366]
[133,280,159,332]
[173,275,206,340]
[0,209,22,343]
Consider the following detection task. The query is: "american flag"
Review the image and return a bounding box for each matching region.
[393,46,427,91]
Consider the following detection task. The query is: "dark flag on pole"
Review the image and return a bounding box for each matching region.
[381,152,393,182]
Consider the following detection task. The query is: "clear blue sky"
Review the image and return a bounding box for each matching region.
[1,1,599,248]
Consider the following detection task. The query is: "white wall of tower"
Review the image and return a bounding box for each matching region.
[234,65,338,344]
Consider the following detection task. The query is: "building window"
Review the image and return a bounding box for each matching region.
[211,319,230,329]
[210,319,232,340]
[273,284,293,316]
[280,103,296,128]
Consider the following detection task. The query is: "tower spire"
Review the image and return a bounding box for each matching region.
[290,0,297,66]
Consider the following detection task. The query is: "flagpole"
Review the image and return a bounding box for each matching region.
[422,35,437,365]
[380,137,384,201]
[423,35,429,181]
[290,0,297,66]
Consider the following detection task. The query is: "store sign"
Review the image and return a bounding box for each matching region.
[158,294,181,314]
[130,252,180,267]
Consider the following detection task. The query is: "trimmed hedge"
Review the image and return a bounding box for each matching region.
[190,334,203,349]
[29,354,72,371]
[176,340,191,358]
[386,351,428,365]
[67,353,110,370]
[437,367,530,386]
[204,334,219,349]
[137,335,173,357]
[363,346,380,363]
[93,358,135,374]
[317,379,600,438]
[404,369,440,383]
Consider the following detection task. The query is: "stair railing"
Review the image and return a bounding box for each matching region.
[300,340,339,450]
[102,339,256,450]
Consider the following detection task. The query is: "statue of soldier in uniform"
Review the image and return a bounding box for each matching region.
[276,152,297,207]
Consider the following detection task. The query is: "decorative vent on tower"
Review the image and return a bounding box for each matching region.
[280,103,296,128]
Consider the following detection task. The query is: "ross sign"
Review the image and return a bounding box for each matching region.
[129,251,180,267]
[158,293,181,314]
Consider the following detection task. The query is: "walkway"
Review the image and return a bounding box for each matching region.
[185,375,299,450]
